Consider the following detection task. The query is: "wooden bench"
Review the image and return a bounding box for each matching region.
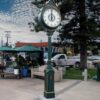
[0,72,20,79]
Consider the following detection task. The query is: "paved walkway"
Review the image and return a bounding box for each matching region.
[0,78,100,100]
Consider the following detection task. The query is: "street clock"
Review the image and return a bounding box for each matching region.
[35,0,62,99]
[37,0,61,30]
[42,7,61,29]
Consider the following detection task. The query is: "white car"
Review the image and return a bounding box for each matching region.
[88,55,100,66]
[44,54,93,68]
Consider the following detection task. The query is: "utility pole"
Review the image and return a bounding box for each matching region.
[5,31,11,47]
[1,37,3,47]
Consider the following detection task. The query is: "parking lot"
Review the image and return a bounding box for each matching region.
[0,78,100,100]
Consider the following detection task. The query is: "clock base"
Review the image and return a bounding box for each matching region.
[34,95,60,100]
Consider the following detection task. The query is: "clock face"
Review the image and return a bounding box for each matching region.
[42,9,61,28]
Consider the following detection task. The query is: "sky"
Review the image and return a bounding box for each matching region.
[0,0,14,13]
[0,0,49,45]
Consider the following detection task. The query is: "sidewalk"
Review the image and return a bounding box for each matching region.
[57,80,100,100]
[0,78,100,100]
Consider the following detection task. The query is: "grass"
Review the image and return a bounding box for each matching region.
[88,68,97,79]
[63,68,97,80]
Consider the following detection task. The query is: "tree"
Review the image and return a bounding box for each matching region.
[59,0,100,70]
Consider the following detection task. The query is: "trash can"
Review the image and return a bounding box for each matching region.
[21,67,28,77]
[96,63,100,82]
[14,68,19,75]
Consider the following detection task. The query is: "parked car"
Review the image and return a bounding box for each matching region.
[88,55,100,66]
[44,54,93,68]
[67,55,93,68]
[44,52,62,64]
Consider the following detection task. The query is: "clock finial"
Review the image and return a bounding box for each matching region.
[47,0,57,6]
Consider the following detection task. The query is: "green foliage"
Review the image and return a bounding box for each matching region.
[59,0,100,45]
[60,0,74,15]
[63,68,96,79]
[63,68,83,79]
[88,68,97,79]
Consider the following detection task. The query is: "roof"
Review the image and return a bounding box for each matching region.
[15,42,48,47]
[15,45,41,52]
[0,46,14,51]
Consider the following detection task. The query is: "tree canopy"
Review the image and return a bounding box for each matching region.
[59,0,100,44]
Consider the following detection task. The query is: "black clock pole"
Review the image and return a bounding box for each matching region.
[43,0,61,99]
[44,31,55,99]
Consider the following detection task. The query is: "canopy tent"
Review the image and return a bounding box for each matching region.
[15,45,41,52]
[0,46,14,52]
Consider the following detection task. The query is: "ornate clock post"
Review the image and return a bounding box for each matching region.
[36,0,61,99]
[44,31,55,99]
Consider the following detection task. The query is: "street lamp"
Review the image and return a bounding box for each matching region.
[36,0,61,99]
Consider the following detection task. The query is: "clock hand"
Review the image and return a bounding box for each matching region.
[51,9,53,21]
[51,9,55,21]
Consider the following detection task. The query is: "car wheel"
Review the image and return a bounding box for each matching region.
[75,62,80,68]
